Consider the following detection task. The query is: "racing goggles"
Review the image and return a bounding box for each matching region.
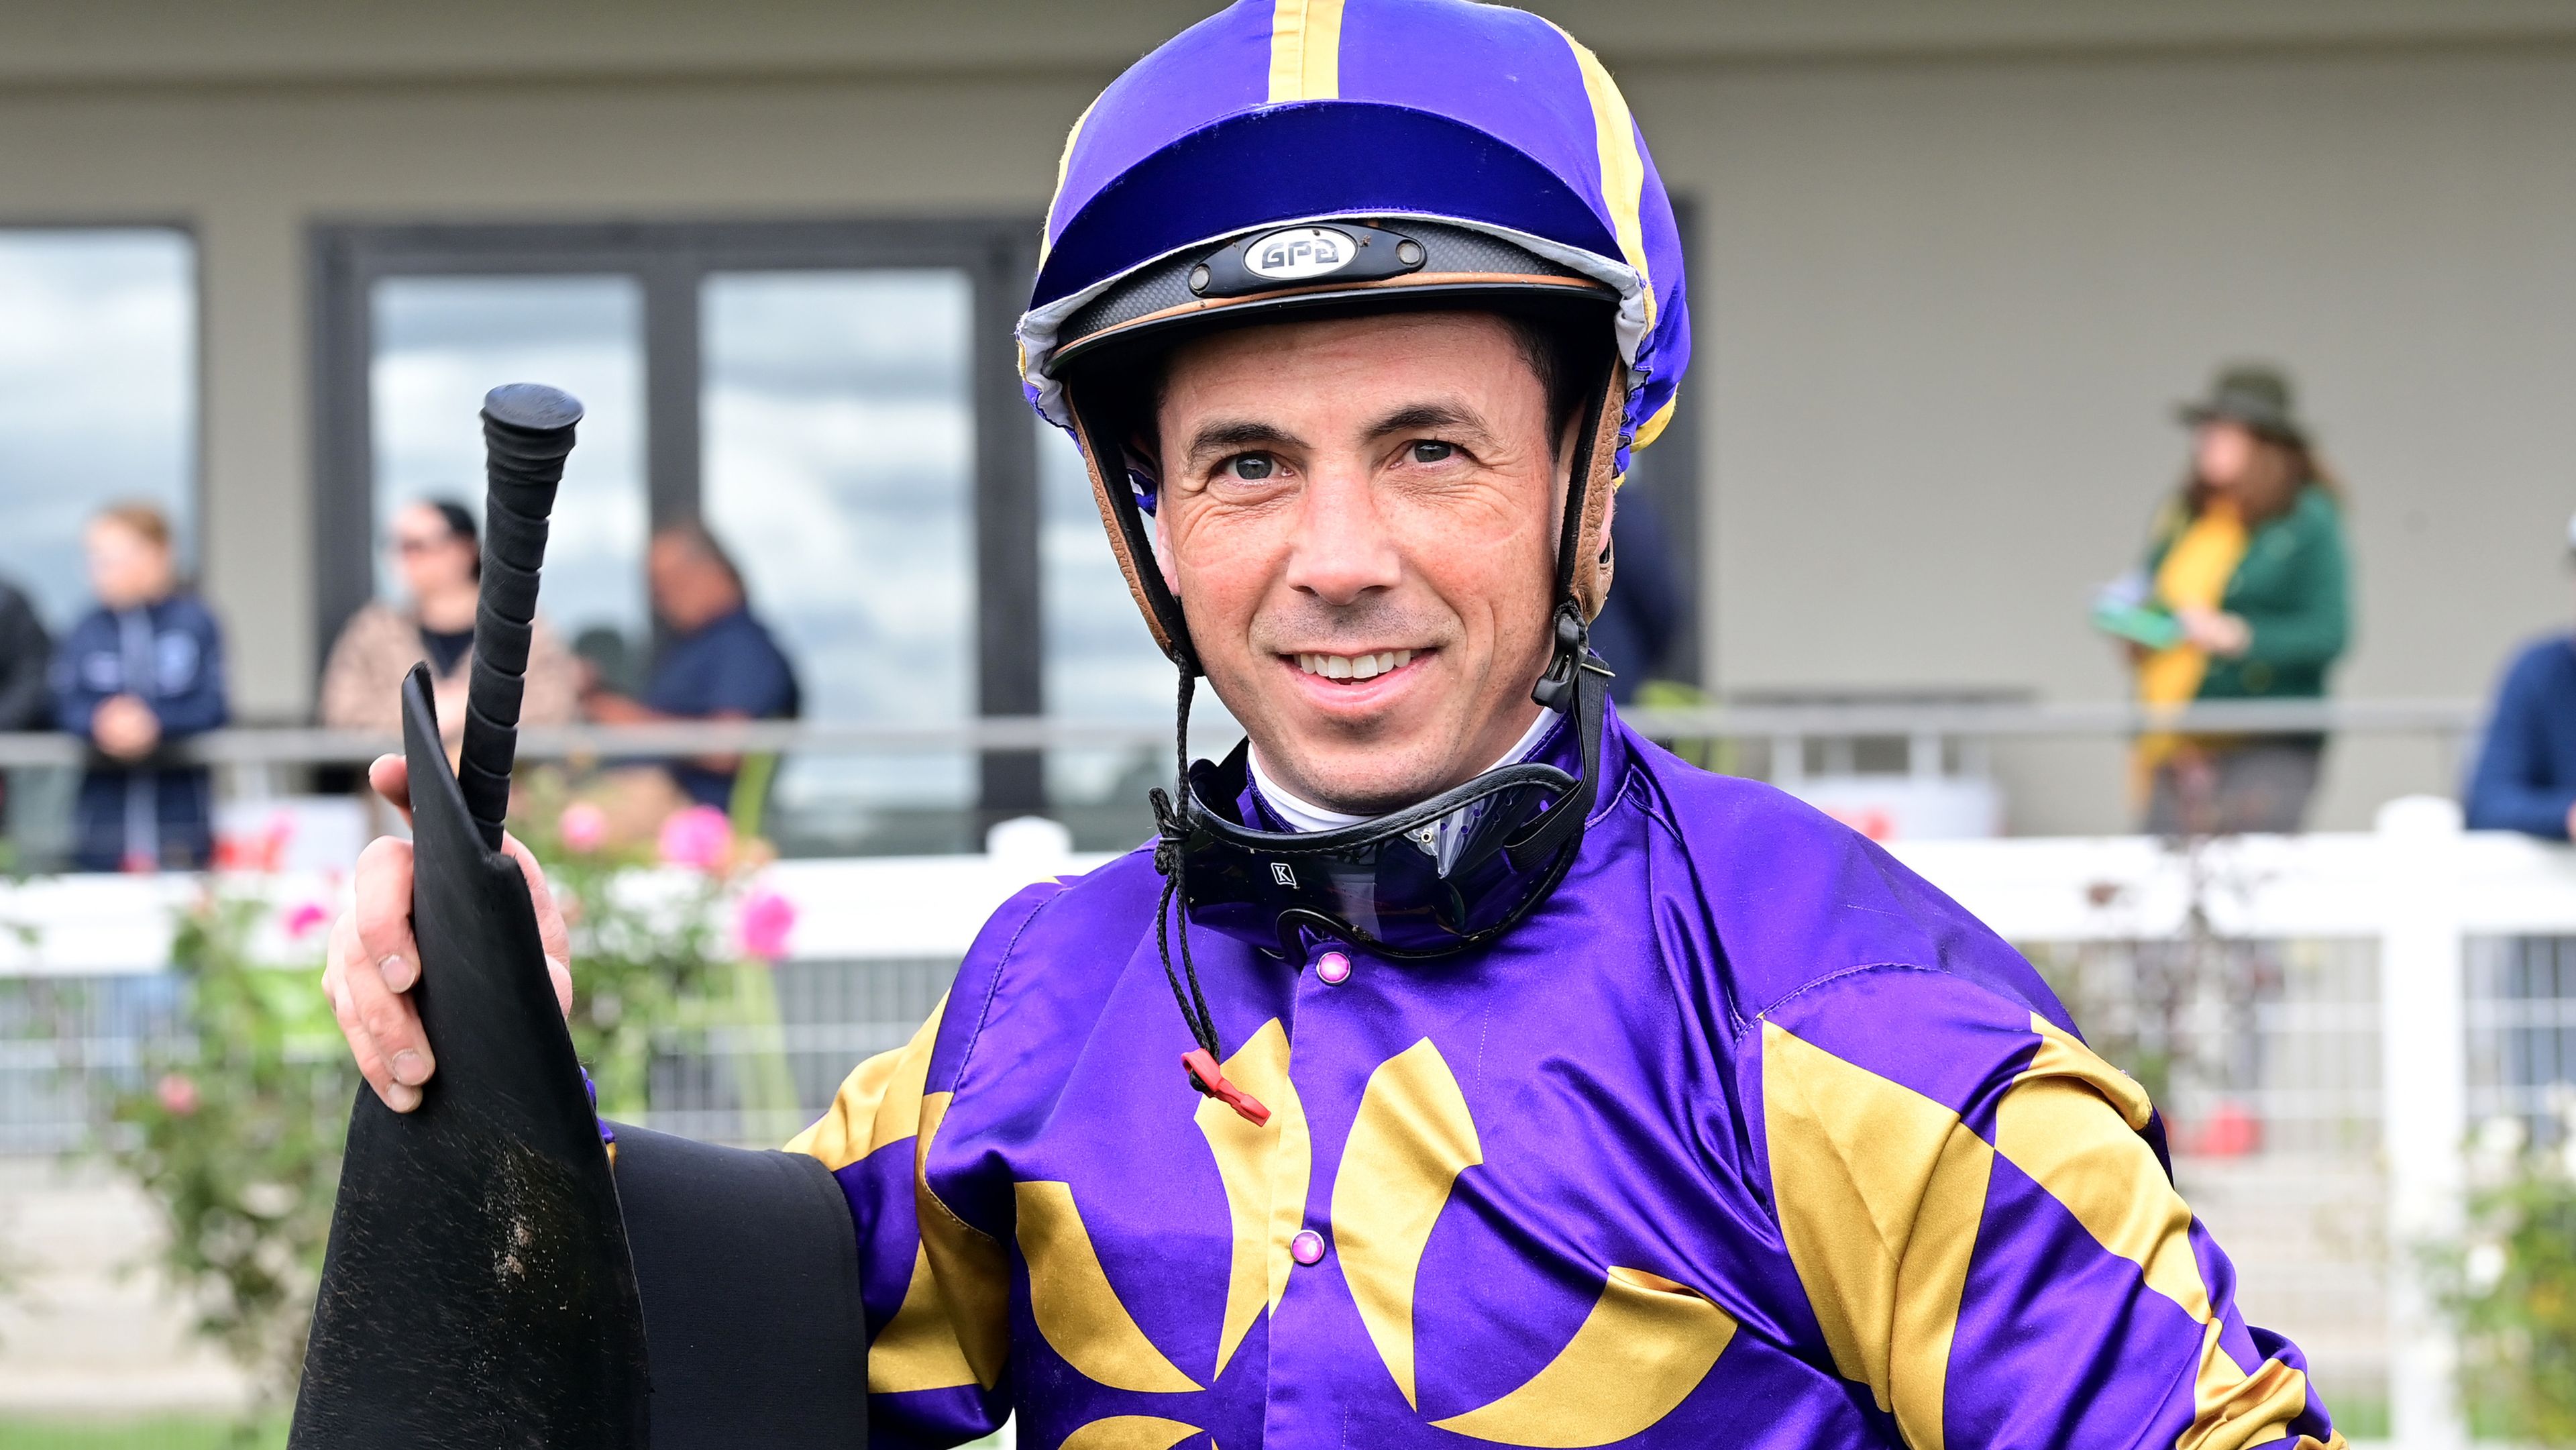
[1172,658,1607,960]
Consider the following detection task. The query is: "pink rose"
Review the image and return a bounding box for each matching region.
[281,900,330,941]
[735,888,797,964]
[156,1073,199,1117]
[657,806,734,873]
[559,802,610,854]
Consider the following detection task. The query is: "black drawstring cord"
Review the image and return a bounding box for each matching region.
[1148,668,1269,1124]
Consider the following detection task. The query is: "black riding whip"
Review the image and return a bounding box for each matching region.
[291,384,651,1449]
[290,386,869,1449]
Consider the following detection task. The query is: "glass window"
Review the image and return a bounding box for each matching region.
[370,276,648,665]
[0,229,195,628]
[702,270,975,853]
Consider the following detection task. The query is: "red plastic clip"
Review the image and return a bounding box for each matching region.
[1181,1048,1271,1126]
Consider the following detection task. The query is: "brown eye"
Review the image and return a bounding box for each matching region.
[1409,441,1455,464]
[1228,454,1277,480]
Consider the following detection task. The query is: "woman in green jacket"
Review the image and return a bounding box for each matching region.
[2130,364,2353,834]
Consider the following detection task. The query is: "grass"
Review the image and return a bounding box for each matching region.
[0,1420,278,1450]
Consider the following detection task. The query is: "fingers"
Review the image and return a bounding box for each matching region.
[326,904,429,1111]
[499,832,576,1019]
[368,754,414,821]
[344,835,433,1107]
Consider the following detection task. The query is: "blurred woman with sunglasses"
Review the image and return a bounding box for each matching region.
[319,498,577,743]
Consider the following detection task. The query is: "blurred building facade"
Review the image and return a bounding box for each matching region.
[4,0,2575,835]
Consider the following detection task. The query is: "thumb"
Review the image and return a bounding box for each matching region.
[366,754,415,826]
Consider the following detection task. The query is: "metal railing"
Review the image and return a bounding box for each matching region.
[0,696,2484,770]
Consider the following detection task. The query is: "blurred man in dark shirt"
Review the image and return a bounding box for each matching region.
[583,521,798,811]
[1585,487,1689,703]
[2465,512,2576,839]
[0,576,54,833]
[0,577,53,734]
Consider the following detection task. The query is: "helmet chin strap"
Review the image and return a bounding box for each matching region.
[1148,670,1273,1126]
[1533,356,1622,710]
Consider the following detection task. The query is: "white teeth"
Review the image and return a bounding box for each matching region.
[1295,649,1416,680]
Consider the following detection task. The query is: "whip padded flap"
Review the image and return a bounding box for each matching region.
[290,668,649,1449]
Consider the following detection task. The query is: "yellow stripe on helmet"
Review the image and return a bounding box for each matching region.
[1632,394,1678,452]
[1268,0,1346,104]
[1550,24,1654,331]
[1038,93,1102,266]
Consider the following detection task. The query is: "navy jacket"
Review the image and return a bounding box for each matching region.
[640,607,799,809]
[2465,633,2576,839]
[53,594,229,870]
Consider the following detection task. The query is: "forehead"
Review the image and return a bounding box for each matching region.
[1156,310,1541,431]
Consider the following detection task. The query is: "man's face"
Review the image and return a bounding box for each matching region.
[647,537,739,633]
[1152,310,1568,815]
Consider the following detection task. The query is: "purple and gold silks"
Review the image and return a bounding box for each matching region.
[788,705,2343,1449]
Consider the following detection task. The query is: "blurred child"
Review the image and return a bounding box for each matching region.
[53,503,228,870]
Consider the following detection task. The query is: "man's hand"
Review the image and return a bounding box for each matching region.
[2563,798,2576,843]
[92,694,161,760]
[321,754,574,1112]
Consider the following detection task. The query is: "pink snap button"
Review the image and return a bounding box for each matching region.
[1289,1229,1326,1265]
[1316,951,1352,985]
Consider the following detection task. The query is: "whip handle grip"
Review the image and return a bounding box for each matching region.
[460,383,583,851]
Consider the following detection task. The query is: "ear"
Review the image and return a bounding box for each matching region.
[1150,502,1179,597]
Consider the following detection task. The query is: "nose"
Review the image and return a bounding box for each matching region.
[1282,466,1403,607]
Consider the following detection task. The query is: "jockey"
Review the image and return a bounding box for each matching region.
[327,3,2345,1446]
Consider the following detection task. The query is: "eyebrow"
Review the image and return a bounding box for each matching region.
[1365,402,1487,440]
[1179,401,1495,468]
[1183,419,1304,466]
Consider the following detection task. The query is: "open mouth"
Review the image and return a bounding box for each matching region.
[1290,648,1417,682]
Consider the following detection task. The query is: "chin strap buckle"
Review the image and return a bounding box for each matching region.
[1183,1048,1271,1126]
[1531,603,1609,712]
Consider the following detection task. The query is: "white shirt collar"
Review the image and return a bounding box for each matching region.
[1247,709,1559,833]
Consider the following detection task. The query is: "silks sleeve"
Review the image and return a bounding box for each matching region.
[1748,966,2343,1450]
[790,989,1011,1446]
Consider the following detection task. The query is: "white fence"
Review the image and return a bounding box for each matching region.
[7,798,2576,1442]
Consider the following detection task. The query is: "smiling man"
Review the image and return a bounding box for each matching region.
[323,3,2345,1447]
[1157,310,1574,817]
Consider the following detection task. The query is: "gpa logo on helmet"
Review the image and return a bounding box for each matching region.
[1246,227,1356,282]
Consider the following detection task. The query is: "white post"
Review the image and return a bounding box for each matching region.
[1770,733,1804,788]
[2376,795,2470,1449]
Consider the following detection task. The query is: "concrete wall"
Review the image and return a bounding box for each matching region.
[1631,43,2576,829]
[3,2,2573,829]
